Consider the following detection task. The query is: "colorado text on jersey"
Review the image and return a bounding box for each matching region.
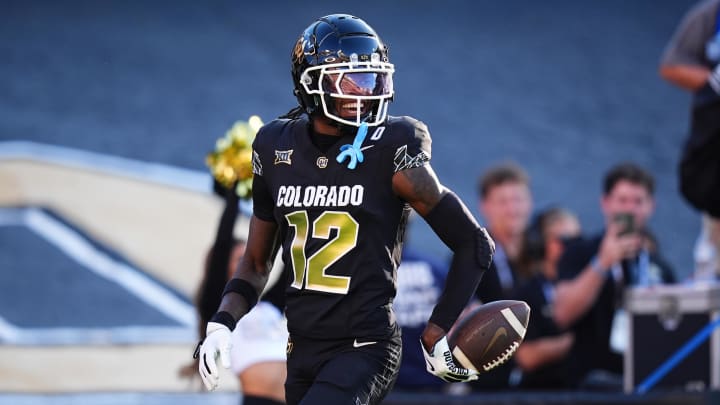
[276,185,364,208]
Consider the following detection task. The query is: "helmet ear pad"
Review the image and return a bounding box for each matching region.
[292,66,319,114]
[297,72,325,115]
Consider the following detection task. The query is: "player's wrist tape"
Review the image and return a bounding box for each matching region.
[209,311,237,331]
[222,278,258,310]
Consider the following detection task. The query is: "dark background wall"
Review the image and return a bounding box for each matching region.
[0,0,701,278]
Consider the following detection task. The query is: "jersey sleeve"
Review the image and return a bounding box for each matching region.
[391,117,432,173]
[251,125,276,222]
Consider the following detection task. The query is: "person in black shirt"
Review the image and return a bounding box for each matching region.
[512,207,580,389]
[553,163,675,389]
[195,14,495,405]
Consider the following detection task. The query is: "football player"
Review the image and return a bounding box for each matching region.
[197,14,495,405]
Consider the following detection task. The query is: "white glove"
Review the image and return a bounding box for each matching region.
[197,322,232,391]
[421,336,478,383]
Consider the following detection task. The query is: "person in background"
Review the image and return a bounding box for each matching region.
[553,162,675,390]
[471,162,533,391]
[181,180,287,405]
[659,0,720,280]
[392,243,449,393]
[512,207,580,390]
[474,162,534,304]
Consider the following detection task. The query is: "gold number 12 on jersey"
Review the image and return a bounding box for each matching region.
[285,210,359,294]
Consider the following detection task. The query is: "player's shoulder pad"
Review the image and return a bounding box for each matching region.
[383,116,432,157]
[253,117,311,157]
[253,118,292,151]
[383,116,432,148]
[382,116,432,173]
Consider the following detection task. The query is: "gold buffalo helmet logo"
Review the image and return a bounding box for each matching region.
[292,37,305,64]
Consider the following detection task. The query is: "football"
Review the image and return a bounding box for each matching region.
[447,300,530,373]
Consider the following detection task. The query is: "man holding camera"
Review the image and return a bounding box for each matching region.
[551,162,676,389]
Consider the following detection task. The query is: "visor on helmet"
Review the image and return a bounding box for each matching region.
[322,71,392,97]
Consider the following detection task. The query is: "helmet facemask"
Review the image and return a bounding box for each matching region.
[300,53,394,128]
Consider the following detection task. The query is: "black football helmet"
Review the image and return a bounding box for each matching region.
[291,14,394,128]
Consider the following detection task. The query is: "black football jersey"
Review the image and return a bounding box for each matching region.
[251,115,432,340]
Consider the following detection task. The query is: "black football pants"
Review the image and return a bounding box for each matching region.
[285,334,401,405]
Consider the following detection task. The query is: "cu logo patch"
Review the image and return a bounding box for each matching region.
[316,156,328,168]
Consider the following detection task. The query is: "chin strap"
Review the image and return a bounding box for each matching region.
[336,122,368,170]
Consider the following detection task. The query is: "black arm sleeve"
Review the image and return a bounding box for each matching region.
[423,191,495,332]
[197,184,239,336]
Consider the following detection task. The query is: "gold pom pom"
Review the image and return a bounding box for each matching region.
[206,115,263,199]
